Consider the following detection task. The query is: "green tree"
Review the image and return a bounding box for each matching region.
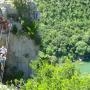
[75,41,88,56]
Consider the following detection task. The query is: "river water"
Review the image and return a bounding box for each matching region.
[75,62,90,74]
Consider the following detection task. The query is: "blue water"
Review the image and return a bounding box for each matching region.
[75,62,90,74]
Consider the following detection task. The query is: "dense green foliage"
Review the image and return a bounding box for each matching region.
[22,57,90,90]
[35,0,90,62]
[6,58,90,90]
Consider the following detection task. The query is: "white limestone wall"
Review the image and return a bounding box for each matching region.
[0,32,39,78]
[6,34,39,78]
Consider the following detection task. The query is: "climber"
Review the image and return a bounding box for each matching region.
[0,46,7,77]
[0,45,7,56]
[0,53,5,66]
[0,46,7,53]
[0,16,9,31]
[0,45,7,66]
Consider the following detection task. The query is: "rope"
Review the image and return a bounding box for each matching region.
[6,28,10,49]
[0,26,2,41]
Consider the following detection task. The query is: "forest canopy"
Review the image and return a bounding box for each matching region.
[34,0,90,62]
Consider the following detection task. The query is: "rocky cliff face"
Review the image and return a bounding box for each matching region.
[0,0,39,78]
[0,30,39,78]
[5,33,39,78]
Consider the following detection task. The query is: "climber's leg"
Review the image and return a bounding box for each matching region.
[1,61,4,72]
[0,63,2,82]
[0,61,4,81]
[0,59,6,82]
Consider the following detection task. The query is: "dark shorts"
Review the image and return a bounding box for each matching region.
[0,60,5,64]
